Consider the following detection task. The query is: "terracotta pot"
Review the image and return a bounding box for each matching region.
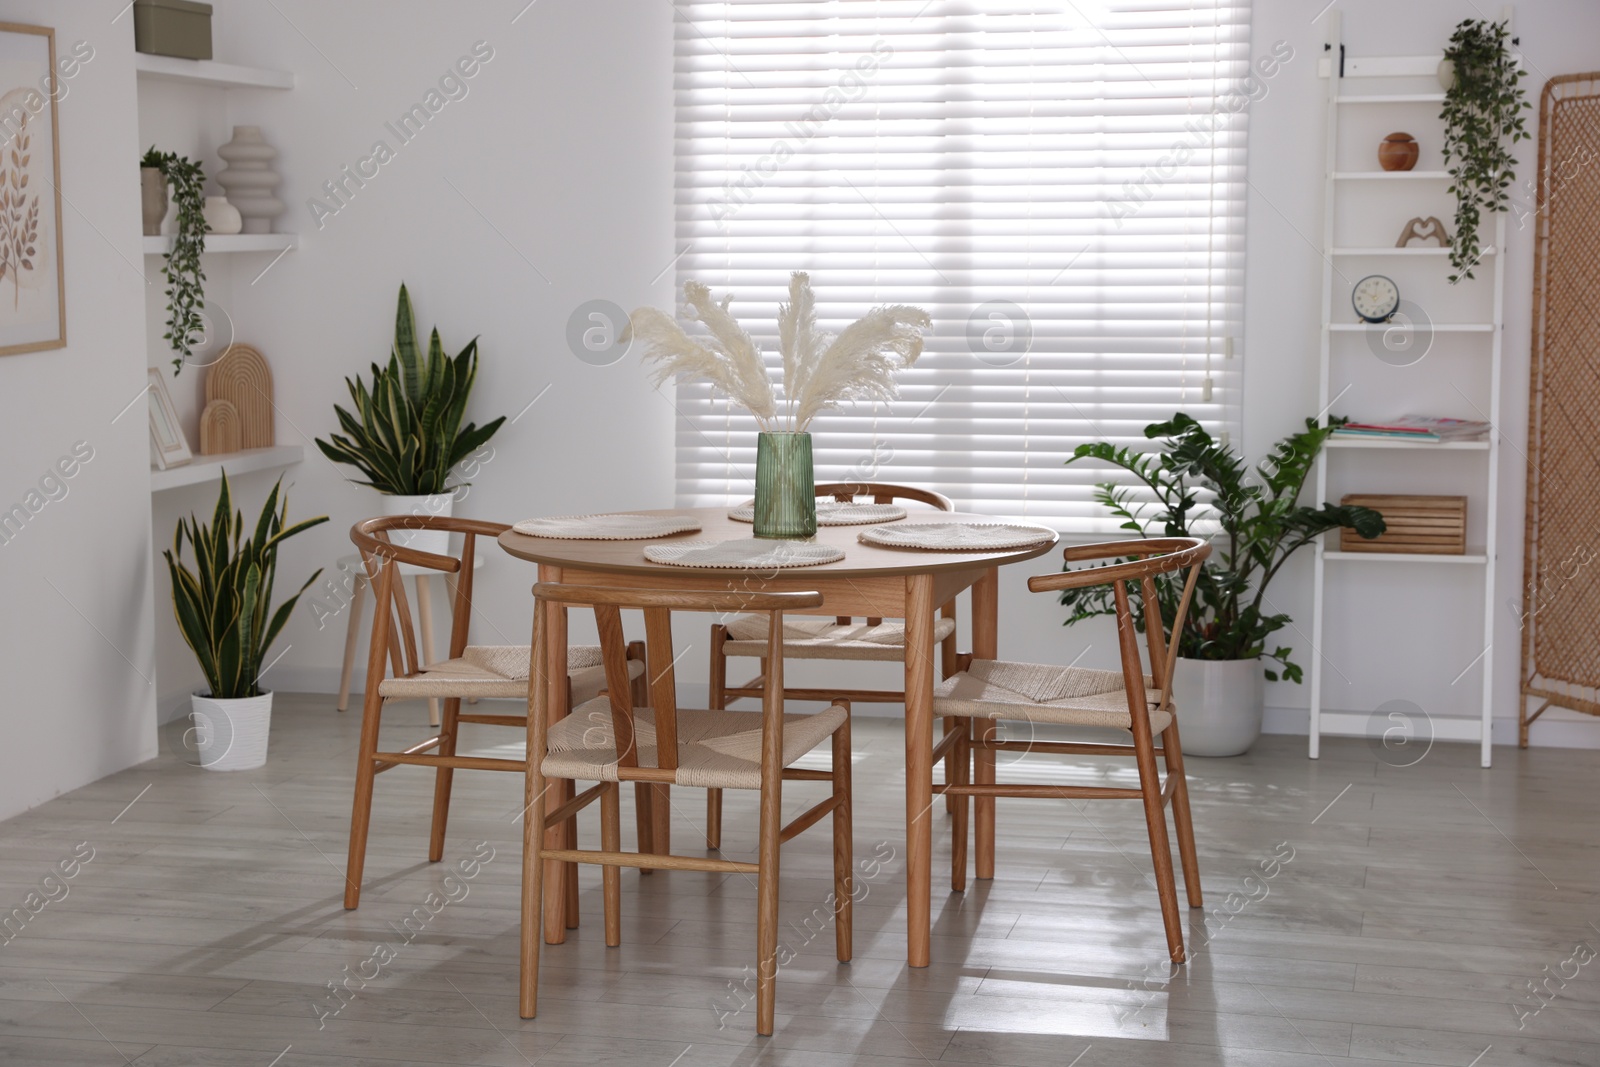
[140,167,167,236]
[1378,132,1419,172]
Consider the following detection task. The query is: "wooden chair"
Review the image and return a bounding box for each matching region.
[519,584,852,1035]
[935,537,1211,963]
[343,515,649,911]
[706,482,962,846]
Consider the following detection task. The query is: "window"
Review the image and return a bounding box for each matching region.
[672,1,1256,532]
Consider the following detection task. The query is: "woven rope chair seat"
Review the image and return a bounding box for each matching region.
[934,659,1171,733]
[542,698,848,790]
[379,644,636,705]
[721,613,957,661]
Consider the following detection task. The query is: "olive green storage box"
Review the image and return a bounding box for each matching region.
[133,0,214,61]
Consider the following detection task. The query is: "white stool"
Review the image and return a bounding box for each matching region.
[335,551,486,726]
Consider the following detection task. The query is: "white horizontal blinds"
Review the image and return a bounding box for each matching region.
[673,1,1249,532]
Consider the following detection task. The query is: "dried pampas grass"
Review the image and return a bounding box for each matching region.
[632,272,929,433]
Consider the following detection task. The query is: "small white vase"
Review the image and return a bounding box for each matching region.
[203,196,243,235]
[215,125,284,234]
[1171,657,1265,757]
[380,492,455,558]
[190,691,273,771]
[1437,58,1456,91]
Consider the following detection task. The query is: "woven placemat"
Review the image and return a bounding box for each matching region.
[859,522,1056,551]
[512,513,702,540]
[727,501,908,526]
[644,538,844,569]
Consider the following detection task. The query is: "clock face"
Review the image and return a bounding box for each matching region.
[1353,275,1400,323]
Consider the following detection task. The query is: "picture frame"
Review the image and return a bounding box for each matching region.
[148,367,191,469]
[0,22,66,356]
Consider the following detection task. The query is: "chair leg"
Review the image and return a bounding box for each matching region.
[344,693,384,910]
[832,702,853,963]
[974,719,997,879]
[627,640,656,874]
[1133,723,1185,963]
[564,799,582,930]
[951,717,970,893]
[706,626,728,848]
[336,574,366,712]
[427,697,462,863]
[601,782,622,947]
[942,715,959,815]
[755,785,782,1037]
[519,743,548,1019]
[1161,717,1203,908]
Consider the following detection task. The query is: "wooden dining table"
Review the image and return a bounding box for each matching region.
[498,506,1057,966]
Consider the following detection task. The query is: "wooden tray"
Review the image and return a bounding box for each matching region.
[1340,494,1466,554]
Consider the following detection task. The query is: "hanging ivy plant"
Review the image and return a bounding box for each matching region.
[142,146,208,372]
[1439,19,1529,283]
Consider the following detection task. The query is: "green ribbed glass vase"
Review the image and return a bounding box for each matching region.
[753,431,817,539]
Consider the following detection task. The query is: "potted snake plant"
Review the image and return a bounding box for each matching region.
[165,474,327,770]
[1062,414,1386,756]
[315,284,505,556]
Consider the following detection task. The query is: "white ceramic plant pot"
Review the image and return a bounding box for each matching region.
[1171,657,1265,757]
[380,492,454,557]
[190,690,273,771]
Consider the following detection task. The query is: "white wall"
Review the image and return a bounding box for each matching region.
[0,3,157,820]
[146,0,677,715]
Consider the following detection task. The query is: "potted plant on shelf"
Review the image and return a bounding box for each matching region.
[315,284,506,555]
[1438,18,1529,282]
[1061,414,1386,756]
[164,473,327,771]
[141,147,208,372]
[630,272,929,537]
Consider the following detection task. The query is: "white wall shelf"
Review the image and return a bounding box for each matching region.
[1331,246,1495,257]
[143,234,298,256]
[150,446,304,493]
[1325,436,1491,451]
[1323,549,1488,565]
[1312,10,1510,768]
[1328,323,1494,333]
[1333,170,1451,180]
[134,53,294,90]
[1336,93,1447,104]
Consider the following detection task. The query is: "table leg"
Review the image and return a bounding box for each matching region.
[904,573,935,968]
[972,568,1000,880]
[540,568,575,944]
[414,575,440,727]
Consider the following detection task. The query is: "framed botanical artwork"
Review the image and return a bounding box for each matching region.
[148,367,191,469]
[0,23,65,356]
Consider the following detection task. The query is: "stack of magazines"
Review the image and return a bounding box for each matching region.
[1332,416,1492,442]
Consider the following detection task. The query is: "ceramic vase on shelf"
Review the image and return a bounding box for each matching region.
[753,431,817,539]
[140,167,167,236]
[203,196,243,235]
[215,126,284,234]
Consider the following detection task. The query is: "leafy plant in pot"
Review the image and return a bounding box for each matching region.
[164,474,327,770]
[141,147,208,372]
[315,284,506,556]
[1061,414,1386,756]
[1438,18,1529,283]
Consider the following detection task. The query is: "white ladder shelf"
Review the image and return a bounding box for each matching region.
[1309,10,1513,768]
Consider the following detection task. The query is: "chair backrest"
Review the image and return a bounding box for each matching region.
[531,584,823,775]
[1027,537,1211,713]
[814,482,953,512]
[350,515,509,681]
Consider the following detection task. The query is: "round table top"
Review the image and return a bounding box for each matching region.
[497,507,1060,579]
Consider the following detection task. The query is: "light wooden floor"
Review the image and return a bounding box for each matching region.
[3,694,1598,1066]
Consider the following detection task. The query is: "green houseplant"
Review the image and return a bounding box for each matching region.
[1439,19,1529,282]
[164,473,327,770]
[1062,414,1386,754]
[142,147,208,371]
[315,284,505,552]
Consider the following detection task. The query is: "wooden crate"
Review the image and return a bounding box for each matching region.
[1340,494,1467,554]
